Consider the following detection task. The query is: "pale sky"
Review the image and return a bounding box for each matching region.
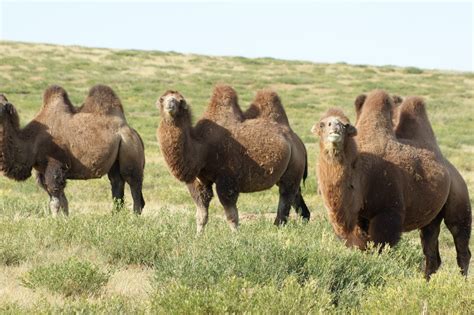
[1,1,473,71]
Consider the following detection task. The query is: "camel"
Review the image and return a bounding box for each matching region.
[312,90,471,278]
[156,85,309,232]
[0,85,145,216]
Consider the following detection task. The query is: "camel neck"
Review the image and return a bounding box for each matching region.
[0,119,34,180]
[318,138,360,235]
[158,117,205,183]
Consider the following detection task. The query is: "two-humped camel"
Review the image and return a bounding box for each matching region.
[157,85,309,232]
[313,90,471,278]
[0,85,145,215]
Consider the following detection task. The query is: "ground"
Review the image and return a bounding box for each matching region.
[0,41,473,313]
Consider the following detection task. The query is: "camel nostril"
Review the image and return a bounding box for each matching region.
[328,122,332,127]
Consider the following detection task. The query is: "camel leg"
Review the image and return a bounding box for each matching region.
[274,182,298,226]
[293,187,310,221]
[59,192,69,216]
[444,202,472,277]
[43,158,68,217]
[216,180,239,231]
[108,160,125,212]
[368,210,402,248]
[187,180,213,234]
[420,211,444,279]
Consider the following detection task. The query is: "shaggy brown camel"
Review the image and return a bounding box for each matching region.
[157,85,309,232]
[312,90,471,278]
[0,85,145,216]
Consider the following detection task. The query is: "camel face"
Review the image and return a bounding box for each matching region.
[157,91,188,120]
[313,115,356,151]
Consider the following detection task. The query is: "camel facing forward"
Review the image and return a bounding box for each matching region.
[313,90,471,279]
[0,85,145,215]
[157,85,310,232]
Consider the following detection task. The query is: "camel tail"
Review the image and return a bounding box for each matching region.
[303,151,308,186]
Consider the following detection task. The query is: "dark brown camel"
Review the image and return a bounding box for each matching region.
[312,90,471,278]
[156,85,309,232]
[0,85,145,216]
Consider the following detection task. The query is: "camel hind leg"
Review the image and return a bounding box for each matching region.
[118,128,145,214]
[442,173,472,276]
[292,187,310,221]
[107,160,125,212]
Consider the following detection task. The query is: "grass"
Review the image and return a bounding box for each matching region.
[0,40,473,313]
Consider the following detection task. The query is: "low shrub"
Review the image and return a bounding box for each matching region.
[21,258,109,296]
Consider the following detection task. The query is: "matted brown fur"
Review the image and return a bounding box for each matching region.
[244,89,290,125]
[313,90,471,278]
[0,85,145,216]
[157,85,310,232]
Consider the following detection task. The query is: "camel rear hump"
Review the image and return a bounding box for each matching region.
[81,84,125,115]
[395,96,440,152]
[244,89,290,125]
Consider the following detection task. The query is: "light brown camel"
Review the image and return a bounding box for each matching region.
[0,85,145,216]
[157,85,309,232]
[312,90,471,278]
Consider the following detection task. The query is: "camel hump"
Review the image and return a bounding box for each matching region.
[363,90,392,113]
[207,84,243,120]
[245,89,290,125]
[81,84,124,115]
[42,85,74,111]
[399,96,427,116]
[396,96,437,146]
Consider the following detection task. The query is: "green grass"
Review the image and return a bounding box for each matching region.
[0,40,473,313]
[21,258,109,297]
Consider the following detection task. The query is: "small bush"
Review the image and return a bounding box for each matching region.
[405,66,424,74]
[21,258,109,296]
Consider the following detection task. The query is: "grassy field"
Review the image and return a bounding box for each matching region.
[0,40,473,313]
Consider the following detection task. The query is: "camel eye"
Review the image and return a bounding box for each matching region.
[320,122,325,128]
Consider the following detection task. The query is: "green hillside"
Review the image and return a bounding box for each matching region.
[0,41,473,313]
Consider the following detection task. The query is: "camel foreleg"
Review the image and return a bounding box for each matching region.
[187,179,213,234]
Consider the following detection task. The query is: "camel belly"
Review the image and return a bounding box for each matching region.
[65,135,121,179]
[231,127,291,192]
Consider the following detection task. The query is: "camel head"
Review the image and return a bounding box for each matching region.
[157,90,189,122]
[312,108,356,155]
[0,94,19,128]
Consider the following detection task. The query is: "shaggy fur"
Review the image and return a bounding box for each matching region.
[313,90,471,278]
[0,85,145,216]
[244,89,290,125]
[157,85,310,232]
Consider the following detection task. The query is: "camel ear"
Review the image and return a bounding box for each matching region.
[345,123,357,137]
[156,97,164,109]
[311,123,321,136]
[180,99,188,110]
